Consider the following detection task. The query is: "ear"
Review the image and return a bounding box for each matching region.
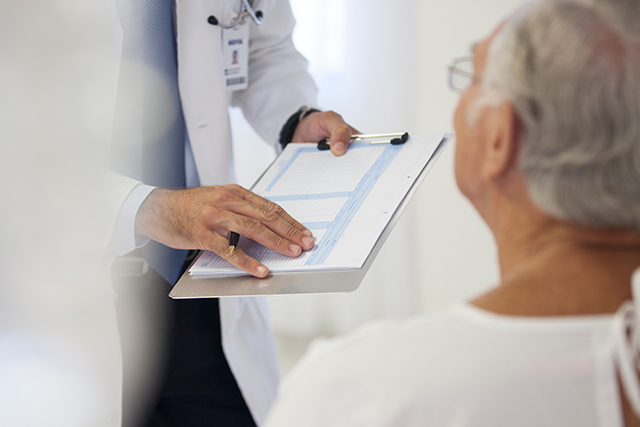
[481,100,518,179]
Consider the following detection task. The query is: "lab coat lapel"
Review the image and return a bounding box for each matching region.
[175,0,233,186]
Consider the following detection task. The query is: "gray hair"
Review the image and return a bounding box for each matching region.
[481,0,640,231]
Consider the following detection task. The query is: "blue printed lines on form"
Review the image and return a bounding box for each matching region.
[266,145,370,192]
[266,147,311,191]
[305,144,402,265]
[268,192,351,203]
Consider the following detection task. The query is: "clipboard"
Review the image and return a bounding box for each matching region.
[169,133,452,299]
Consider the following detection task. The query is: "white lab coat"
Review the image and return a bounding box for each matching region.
[109,0,318,424]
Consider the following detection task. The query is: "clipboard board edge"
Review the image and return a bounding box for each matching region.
[169,133,452,299]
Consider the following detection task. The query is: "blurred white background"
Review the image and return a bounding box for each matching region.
[231,0,526,374]
[0,2,124,425]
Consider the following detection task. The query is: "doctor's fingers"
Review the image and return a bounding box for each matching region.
[324,113,359,157]
[221,185,314,246]
[203,231,269,278]
[209,203,314,256]
[218,212,312,259]
[292,110,357,156]
[306,111,359,157]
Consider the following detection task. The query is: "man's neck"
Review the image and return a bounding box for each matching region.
[474,215,640,316]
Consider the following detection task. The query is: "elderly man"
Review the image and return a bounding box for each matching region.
[264,0,640,426]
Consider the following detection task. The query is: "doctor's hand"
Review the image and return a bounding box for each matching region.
[135,185,315,278]
[292,110,359,157]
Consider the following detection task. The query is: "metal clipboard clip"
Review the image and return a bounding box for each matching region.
[317,132,410,150]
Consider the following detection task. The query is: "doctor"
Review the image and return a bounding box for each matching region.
[109,0,355,426]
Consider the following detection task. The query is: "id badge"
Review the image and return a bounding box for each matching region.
[222,24,249,91]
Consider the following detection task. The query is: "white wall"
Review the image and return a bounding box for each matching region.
[408,0,526,312]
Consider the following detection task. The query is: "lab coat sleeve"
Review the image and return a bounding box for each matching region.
[231,0,319,148]
[98,171,154,276]
[110,182,156,256]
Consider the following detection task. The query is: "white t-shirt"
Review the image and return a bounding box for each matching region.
[265,302,632,427]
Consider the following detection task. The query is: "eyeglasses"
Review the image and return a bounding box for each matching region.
[447,56,477,93]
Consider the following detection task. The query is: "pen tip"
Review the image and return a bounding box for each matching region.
[229,246,235,255]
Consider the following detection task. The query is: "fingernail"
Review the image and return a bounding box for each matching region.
[334,142,347,153]
[289,243,302,255]
[256,266,268,276]
[302,236,314,248]
[303,229,313,237]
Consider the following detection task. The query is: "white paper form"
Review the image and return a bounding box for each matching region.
[189,133,446,277]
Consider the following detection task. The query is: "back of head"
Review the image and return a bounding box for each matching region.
[484,0,640,231]
[592,0,640,35]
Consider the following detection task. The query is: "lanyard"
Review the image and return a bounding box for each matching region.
[220,0,262,29]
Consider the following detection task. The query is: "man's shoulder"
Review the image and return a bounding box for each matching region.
[268,303,613,427]
[280,305,475,394]
[267,305,481,426]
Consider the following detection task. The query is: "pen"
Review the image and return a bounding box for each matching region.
[317,132,409,150]
[229,232,240,255]
[351,132,407,140]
